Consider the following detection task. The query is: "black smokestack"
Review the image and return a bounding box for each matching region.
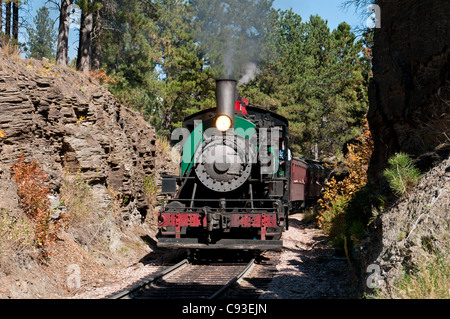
[216,79,237,124]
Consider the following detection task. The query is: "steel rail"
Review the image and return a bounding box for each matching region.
[110,258,255,299]
[109,259,189,299]
[208,258,255,299]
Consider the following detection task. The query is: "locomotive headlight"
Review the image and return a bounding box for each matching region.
[216,115,232,132]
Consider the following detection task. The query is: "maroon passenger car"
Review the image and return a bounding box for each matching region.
[290,157,329,210]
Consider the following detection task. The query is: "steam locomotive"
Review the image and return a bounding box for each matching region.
[157,80,328,250]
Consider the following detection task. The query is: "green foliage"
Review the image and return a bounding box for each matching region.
[154,0,216,134]
[26,6,57,60]
[241,11,372,159]
[383,153,422,196]
[74,0,103,13]
[100,0,160,121]
[100,0,215,137]
[97,1,371,149]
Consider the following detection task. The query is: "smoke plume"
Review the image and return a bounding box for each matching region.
[191,0,272,84]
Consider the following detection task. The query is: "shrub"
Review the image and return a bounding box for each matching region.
[383,153,421,196]
[90,68,116,84]
[0,210,34,256]
[144,174,158,206]
[317,121,374,247]
[11,156,68,260]
[60,172,94,227]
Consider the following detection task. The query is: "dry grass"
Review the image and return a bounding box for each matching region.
[60,172,96,227]
[0,38,22,61]
[59,170,150,263]
[372,252,449,299]
[156,134,171,155]
[61,173,110,249]
[0,210,35,257]
[144,174,159,206]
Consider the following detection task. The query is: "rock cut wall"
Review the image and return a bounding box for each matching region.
[0,56,158,225]
[368,0,450,183]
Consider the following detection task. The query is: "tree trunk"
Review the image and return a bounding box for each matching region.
[312,142,319,161]
[90,9,102,70]
[77,0,93,73]
[0,0,3,35]
[164,107,173,134]
[0,0,3,50]
[12,0,18,40]
[5,1,11,37]
[56,0,73,66]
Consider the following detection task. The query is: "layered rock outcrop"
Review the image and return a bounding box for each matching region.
[0,56,159,226]
[0,55,181,298]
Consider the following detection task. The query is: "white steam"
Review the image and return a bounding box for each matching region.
[191,0,271,83]
[238,63,261,87]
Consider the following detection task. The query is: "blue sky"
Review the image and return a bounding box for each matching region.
[23,0,366,60]
[273,0,365,30]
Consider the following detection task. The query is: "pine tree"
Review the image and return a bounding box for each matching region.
[26,6,58,60]
[75,0,102,72]
[56,0,74,66]
[155,0,215,134]
[241,10,371,160]
[5,1,11,37]
[12,0,19,40]
[100,0,215,135]
[100,0,160,120]
[0,1,3,43]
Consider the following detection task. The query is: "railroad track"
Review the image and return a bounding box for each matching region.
[109,257,255,299]
[226,250,280,299]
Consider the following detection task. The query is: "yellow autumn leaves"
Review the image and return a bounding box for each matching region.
[317,121,374,232]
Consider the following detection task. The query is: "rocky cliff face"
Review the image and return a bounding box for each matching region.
[360,157,449,293]
[0,55,179,298]
[368,0,450,183]
[363,0,450,295]
[0,56,161,224]
[0,55,181,259]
